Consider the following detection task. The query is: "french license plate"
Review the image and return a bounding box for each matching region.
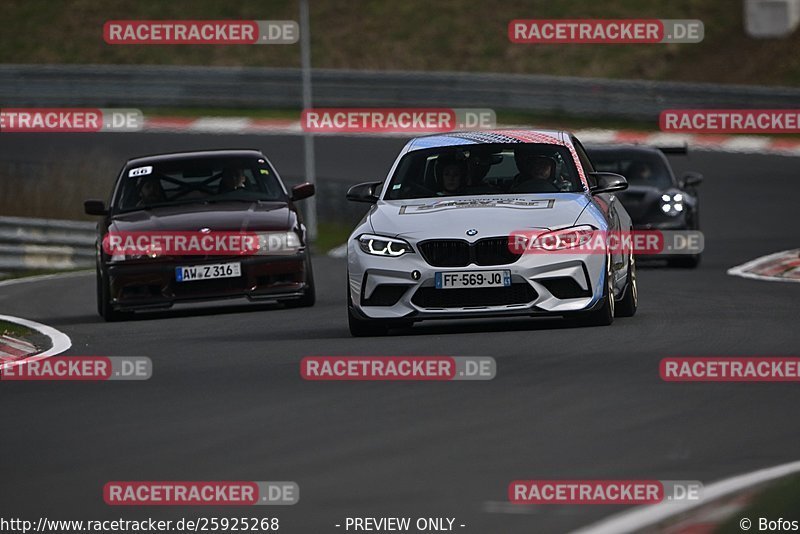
[435,270,511,289]
[175,262,241,282]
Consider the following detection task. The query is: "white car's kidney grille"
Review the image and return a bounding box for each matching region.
[418,237,522,267]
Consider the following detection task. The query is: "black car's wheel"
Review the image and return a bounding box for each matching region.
[615,253,638,317]
[97,268,130,322]
[284,255,316,308]
[575,257,614,327]
[668,254,701,269]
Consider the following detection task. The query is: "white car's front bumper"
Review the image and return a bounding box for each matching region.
[347,239,608,321]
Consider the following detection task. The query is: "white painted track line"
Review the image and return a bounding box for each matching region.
[570,460,800,534]
[0,272,81,369]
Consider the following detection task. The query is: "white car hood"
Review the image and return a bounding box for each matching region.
[369,194,590,240]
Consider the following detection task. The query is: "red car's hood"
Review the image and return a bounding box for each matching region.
[108,201,292,233]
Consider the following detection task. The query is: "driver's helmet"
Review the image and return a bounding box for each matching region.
[434,155,467,189]
[514,148,556,180]
[626,161,653,182]
[137,175,165,202]
[219,167,247,192]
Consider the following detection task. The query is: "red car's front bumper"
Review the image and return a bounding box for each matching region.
[106,253,309,310]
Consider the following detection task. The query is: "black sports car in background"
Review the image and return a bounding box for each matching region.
[586,144,703,268]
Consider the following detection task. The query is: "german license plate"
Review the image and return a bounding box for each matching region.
[175,262,241,282]
[435,270,511,289]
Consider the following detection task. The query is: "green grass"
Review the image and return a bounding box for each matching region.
[314,222,352,253]
[0,320,35,340]
[2,0,799,86]
[716,475,800,532]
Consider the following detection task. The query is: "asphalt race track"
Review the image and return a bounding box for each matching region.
[1,133,799,533]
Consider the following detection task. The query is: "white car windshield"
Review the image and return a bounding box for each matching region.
[385,143,585,200]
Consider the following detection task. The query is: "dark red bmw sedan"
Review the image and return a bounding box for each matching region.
[84,149,316,321]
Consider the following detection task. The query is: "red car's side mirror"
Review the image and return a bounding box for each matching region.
[291,182,315,201]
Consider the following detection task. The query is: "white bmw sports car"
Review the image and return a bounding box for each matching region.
[345,130,637,336]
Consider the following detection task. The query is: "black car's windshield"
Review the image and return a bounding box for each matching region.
[384,143,585,200]
[114,156,286,212]
[590,152,674,189]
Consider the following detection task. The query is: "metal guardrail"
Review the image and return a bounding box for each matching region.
[2,65,800,120]
[0,216,96,272]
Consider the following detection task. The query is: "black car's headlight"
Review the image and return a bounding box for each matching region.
[357,234,414,257]
[660,193,685,216]
[109,248,163,262]
[255,231,302,255]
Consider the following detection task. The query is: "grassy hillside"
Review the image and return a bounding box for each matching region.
[1,0,799,85]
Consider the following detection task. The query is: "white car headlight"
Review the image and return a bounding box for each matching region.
[358,234,413,257]
[531,225,597,251]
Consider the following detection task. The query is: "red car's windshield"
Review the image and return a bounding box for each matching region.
[115,156,286,212]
